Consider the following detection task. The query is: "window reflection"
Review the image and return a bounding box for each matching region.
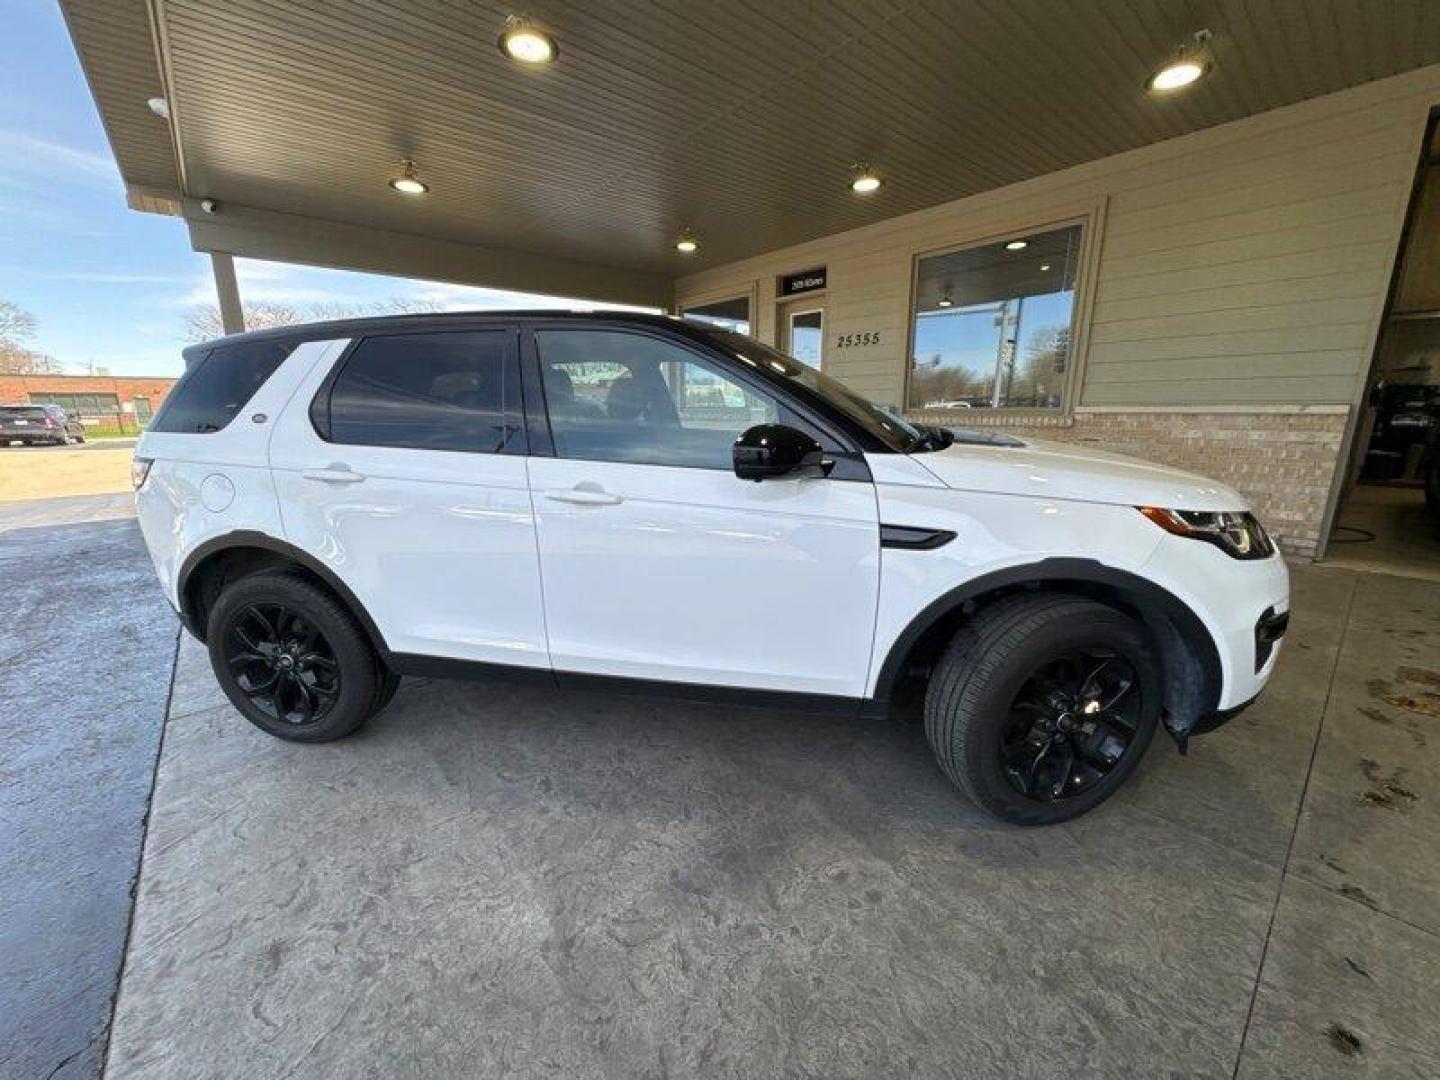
[909,224,1081,410]
[681,295,751,335]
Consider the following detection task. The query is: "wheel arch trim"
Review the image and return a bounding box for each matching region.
[868,557,1223,711]
[176,530,390,654]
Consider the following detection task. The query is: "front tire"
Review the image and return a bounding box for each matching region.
[207,571,381,742]
[924,593,1161,825]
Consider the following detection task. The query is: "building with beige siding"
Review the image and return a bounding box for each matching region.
[677,69,1440,558]
[59,2,1440,563]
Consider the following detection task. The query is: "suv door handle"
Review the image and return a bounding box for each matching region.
[302,466,366,484]
[544,484,623,506]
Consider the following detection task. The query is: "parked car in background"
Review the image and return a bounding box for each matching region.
[0,404,85,446]
[132,312,1289,826]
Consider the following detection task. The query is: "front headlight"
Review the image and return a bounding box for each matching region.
[1138,506,1275,560]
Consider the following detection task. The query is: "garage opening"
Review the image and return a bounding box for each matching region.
[1327,110,1440,579]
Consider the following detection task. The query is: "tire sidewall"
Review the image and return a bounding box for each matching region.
[206,573,377,742]
[957,610,1161,824]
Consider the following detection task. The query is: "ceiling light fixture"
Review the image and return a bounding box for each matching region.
[675,232,699,254]
[499,16,558,65]
[849,164,883,195]
[146,97,170,119]
[1005,239,1028,251]
[937,293,953,308]
[1040,263,1051,271]
[388,159,429,195]
[1148,29,1213,93]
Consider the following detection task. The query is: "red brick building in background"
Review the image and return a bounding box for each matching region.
[0,373,177,433]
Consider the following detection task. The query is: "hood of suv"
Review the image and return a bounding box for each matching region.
[912,432,1247,511]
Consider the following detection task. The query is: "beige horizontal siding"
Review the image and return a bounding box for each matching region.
[677,66,1440,409]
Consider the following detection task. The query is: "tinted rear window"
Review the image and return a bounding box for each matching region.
[316,331,522,454]
[1,406,48,418]
[149,340,292,434]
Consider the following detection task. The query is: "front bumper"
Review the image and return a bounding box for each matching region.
[1142,535,1291,712]
[1192,692,1261,736]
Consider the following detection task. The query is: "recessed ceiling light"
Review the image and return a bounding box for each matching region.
[1148,29,1212,94]
[937,293,953,308]
[499,17,558,65]
[675,233,699,254]
[146,97,170,119]
[1005,240,1028,251]
[1040,263,1051,271]
[388,159,428,195]
[849,165,882,195]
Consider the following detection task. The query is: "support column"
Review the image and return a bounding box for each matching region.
[209,252,244,335]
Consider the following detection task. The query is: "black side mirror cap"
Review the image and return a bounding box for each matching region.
[733,424,833,481]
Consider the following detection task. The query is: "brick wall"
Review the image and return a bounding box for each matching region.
[905,407,1351,559]
[0,374,177,431]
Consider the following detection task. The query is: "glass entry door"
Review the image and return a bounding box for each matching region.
[783,305,825,369]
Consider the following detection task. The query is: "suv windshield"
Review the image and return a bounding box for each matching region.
[701,329,935,452]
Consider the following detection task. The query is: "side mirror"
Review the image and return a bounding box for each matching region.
[733,424,833,481]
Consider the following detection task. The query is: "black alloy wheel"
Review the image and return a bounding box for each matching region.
[923,593,1161,825]
[206,570,385,742]
[999,649,1142,802]
[225,603,340,727]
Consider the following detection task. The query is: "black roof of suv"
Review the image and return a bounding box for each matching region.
[182,310,687,367]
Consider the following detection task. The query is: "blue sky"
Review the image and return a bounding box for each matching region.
[914,291,1072,378]
[0,1,642,377]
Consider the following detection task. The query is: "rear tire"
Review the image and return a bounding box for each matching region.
[207,570,380,742]
[924,593,1161,825]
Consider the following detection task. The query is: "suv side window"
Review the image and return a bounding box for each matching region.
[149,339,293,434]
[535,329,781,469]
[316,330,522,454]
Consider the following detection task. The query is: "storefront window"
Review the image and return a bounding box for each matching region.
[682,295,751,335]
[908,223,1082,410]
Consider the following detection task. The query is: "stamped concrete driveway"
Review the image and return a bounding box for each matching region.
[0,494,176,1080]
[99,564,1440,1078]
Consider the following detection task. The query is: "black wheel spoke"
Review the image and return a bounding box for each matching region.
[238,668,279,693]
[297,621,320,654]
[221,601,341,728]
[1081,658,1134,712]
[1048,740,1078,799]
[1021,738,1059,797]
[998,646,1144,804]
[290,674,316,724]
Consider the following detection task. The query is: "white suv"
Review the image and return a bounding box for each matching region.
[133,313,1289,824]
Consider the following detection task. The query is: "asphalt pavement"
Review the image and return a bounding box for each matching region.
[0,494,177,1080]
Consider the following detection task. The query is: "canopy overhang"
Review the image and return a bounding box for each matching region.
[61,0,1440,307]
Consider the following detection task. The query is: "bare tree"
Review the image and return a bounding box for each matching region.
[0,299,38,346]
[185,301,303,342]
[185,296,447,342]
[0,346,64,375]
[0,299,64,375]
[1007,325,1070,408]
[307,297,446,320]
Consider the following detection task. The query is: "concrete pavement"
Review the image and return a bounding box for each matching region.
[0,496,176,1080]
[0,492,1435,1078]
[100,565,1440,1078]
